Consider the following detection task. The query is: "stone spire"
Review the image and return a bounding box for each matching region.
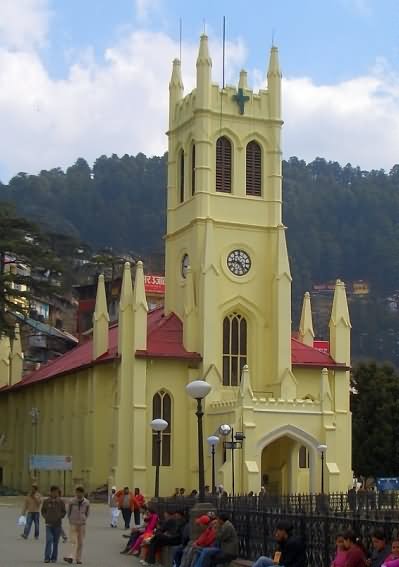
[299,292,315,347]
[196,34,212,108]
[92,274,110,359]
[238,69,248,90]
[183,266,197,352]
[169,58,184,128]
[10,324,23,385]
[267,46,281,120]
[329,279,351,365]
[118,262,134,356]
[274,225,292,381]
[133,261,148,350]
[0,334,10,388]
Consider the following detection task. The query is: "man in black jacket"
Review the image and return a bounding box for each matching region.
[253,520,306,567]
[145,510,187,565]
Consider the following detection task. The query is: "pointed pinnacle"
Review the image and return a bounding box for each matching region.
[133,261,148,311]
[94,274,110,321]
[197,34,212,66]
[268,46,281,78]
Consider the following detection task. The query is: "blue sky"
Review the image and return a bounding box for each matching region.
[0,0,398,181]
[43,0,399,83]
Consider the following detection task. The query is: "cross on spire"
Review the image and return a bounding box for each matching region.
[232,87,249,115]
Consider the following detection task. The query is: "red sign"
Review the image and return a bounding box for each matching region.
[145,275,165,295]
[313,340,329,353]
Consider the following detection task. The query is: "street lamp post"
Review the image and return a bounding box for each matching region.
[150,418,168,498]
[29,407,40,479]
[219,424,245,495]
[317,444,328,494]
[186,380,212,501]
[207,435,220,495]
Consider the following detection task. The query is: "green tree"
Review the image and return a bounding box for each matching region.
[352,361,399,477]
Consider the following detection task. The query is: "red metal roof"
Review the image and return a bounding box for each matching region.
[1,310,346,393]
[291,337,348,369]
[1,308,200,392]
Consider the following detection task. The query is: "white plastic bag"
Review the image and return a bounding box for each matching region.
[17,515,26,527]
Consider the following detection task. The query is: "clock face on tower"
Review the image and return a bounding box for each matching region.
[227,249,251,276]
[181,253,190,278]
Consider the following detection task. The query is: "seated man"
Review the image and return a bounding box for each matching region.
[180,515,217,567]
[194,513,238,567]
[253,521,306,567]
[144,510,187,566]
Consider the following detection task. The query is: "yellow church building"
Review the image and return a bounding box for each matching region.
[0,35,352,496]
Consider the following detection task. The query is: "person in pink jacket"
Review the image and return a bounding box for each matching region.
[128,508,159,556]
[382,540,399,567]
[332,534,348,567]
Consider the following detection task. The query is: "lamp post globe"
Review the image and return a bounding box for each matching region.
[219,424,231,437]
[186,380,212,501]
[151,419,168,432]
[186,380,212,400]
[150,419,168,498]
[207,435,220,495]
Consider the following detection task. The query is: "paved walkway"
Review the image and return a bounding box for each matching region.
[0,497,140,566]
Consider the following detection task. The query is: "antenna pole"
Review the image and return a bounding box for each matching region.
[222,16,226,89]
[179,18,182,61]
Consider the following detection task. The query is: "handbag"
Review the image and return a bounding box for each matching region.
[17,515,26,527]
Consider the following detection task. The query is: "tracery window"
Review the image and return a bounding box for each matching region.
[152,390,172,466]
[216,136,232,193]
[246,141,262,196]
[222,313,247,386]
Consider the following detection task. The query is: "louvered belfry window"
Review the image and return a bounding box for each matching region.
[191,144,196,196]
[216,136,232,193]
[246,141,262,196]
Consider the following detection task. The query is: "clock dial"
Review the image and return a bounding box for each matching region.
[181,254,190,278]
[227,249,251,276]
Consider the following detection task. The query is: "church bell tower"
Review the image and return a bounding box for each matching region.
[165,35,291,395]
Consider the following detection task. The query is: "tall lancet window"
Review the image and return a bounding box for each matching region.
[152,390,172,466]
[191,144,196,195]
[179,150,185,203]
[216,136,232,193]
[222,313,247,386]
[246,141,262,196]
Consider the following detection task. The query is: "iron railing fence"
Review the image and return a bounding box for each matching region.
[151,493,399,567]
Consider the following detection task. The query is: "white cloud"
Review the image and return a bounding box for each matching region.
[283,67,399,169]
[134,0,161,23]
[0,0,51,51]
[0,15,398,183]
[0,30,246,181]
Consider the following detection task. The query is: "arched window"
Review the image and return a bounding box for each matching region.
[152,390,172,466]
[216,136,232,193]
[299,446,310,469]
[191,144,196,195]
[179,150,185,203]
[222,313,247,386]
[246,141,262,196]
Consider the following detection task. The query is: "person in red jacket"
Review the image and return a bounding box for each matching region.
[180,515,217,567]
[134,488,145,526]
[115,487,136,529]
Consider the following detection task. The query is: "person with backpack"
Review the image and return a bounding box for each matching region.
[63,486,90,565]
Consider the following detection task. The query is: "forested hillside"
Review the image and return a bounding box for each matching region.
[2,153,399,363]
